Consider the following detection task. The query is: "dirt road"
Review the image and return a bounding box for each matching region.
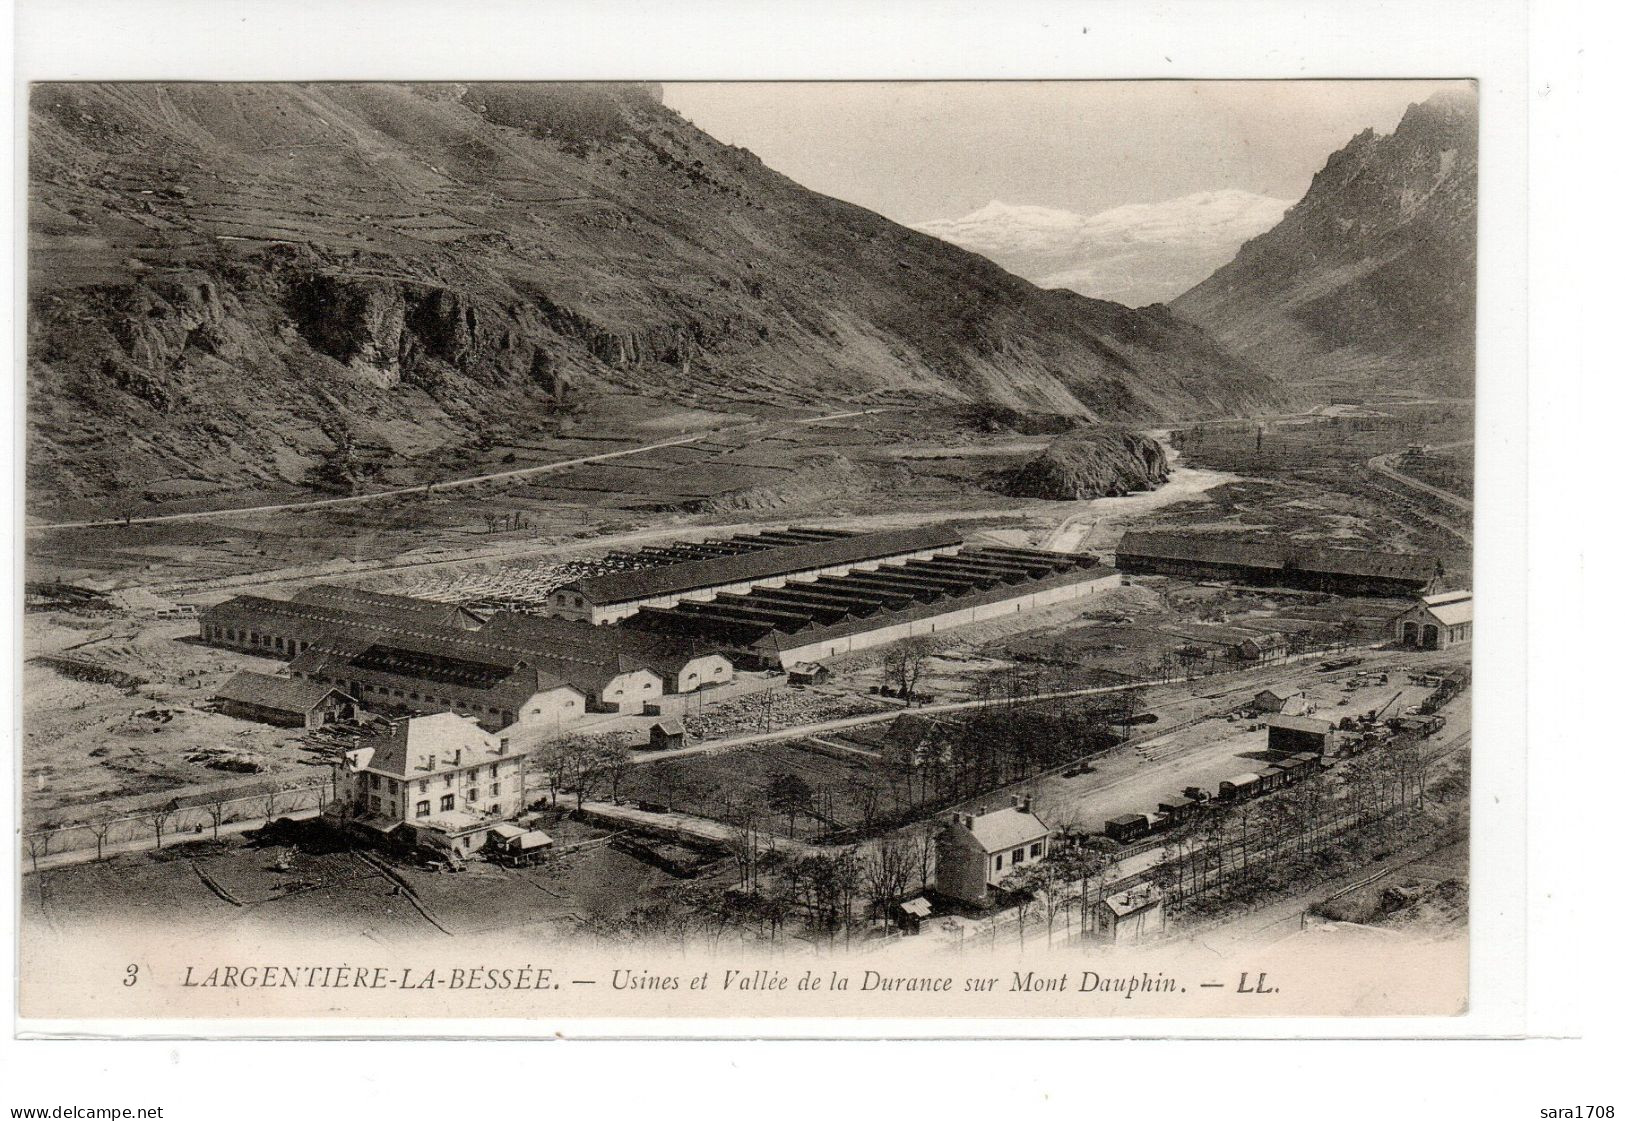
[30,407,890,534]
[1367,440,1473,514]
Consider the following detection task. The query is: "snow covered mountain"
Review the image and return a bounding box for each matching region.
[913,190,1291,307]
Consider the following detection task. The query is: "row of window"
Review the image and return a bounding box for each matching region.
[992,841,1045,872]
[369,762,505,795]
[209,624,310,656]
[411,785,500,817]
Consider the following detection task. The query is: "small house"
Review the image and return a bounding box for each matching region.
[1253,687,1308,716]
[649,718,687,750]
[787,661,831,685]
[1237,632,1288,663]
[1097,884,1166,943]
[894,896,933,934]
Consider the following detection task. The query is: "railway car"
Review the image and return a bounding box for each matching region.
[1217,772,1264,802]
[1104,813,1153,843]
[1157,796,1200,826]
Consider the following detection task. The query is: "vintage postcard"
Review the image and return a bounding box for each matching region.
[18,79,1480,1026]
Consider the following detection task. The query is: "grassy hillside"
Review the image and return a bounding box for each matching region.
[28,83,1280,513]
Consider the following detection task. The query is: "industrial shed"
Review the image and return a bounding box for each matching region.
[1115,531,1441,596]
[1393,589,1473,649]
[546,525,965,624]
[292,584,487,630]
[212,671,358,729]
[477,611,733,693]
[1267,715,1334,755]
[621,545,1118,669]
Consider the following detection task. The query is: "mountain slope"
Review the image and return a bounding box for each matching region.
[27,83,1279,510]
[1171,88,1477,400]
[914,190,1290,307]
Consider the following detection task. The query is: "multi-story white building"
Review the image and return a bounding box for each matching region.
[933,796,1051,907]
[337,712,529,855]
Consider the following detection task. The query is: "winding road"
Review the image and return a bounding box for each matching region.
[1366,439,1473,514]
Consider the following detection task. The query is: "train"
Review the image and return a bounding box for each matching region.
[1102,752,1323,843]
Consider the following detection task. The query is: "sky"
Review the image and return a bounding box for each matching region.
[663,80,1470,224]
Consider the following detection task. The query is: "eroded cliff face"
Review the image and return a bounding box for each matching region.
[1172,87,1477,400]
[28,82,1279,510]
[999,428,1170,500]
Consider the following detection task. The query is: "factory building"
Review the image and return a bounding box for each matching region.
[289,644,589,737]
[620,545,1120,669]
[476,612,733,694]
[211,671,359,729]
[201,592,731,738]
[1115,531,1441,596]
[291,584,486,630]
[545,525,964,624]
[1393,589,1473,650]
[198,594,390,659]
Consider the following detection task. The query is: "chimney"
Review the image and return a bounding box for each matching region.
[1019,795,1032,814]
[1009,795,1020,808]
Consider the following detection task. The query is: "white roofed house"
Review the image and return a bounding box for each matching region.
[334,712,530,856]
[1393,589,1473,650]
[933,796,1051,907]
[1096,883,1166,943]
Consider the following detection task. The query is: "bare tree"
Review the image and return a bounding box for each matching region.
[260,784,283,824]
[148,803,175,851]
[25,825,58,875]
[597,743,635,805]
[89,818,114,862]
[883,637,937,704]
[999,863,1043,948]
[203,791,239,841]
[863,834,920,931]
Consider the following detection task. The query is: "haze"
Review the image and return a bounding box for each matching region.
[663,80,1470,225]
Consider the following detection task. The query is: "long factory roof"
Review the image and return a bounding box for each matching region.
[561,525,963,606]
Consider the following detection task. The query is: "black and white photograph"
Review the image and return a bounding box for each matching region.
[13,75,1488,1021]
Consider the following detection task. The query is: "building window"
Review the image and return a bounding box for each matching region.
[490,764,499,778]
[444,774,453,787]
[416,800,430,818]
[440,794,455,811]
[994,854,1003,870]
[369,774,380,790]
[418,780,428,793]
[387,779,397,795]
[1012,848,1025,865]
[369,796,381,813]
[1030,842,1043,858]
[490,783,500,798]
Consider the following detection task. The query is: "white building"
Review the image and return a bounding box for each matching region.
[1097,884,1166,943]
[337,712,530,855]
[933,796,1051,907]
[1393,589,1473,650]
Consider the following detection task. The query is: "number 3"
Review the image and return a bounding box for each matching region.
[123,964,139,987]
